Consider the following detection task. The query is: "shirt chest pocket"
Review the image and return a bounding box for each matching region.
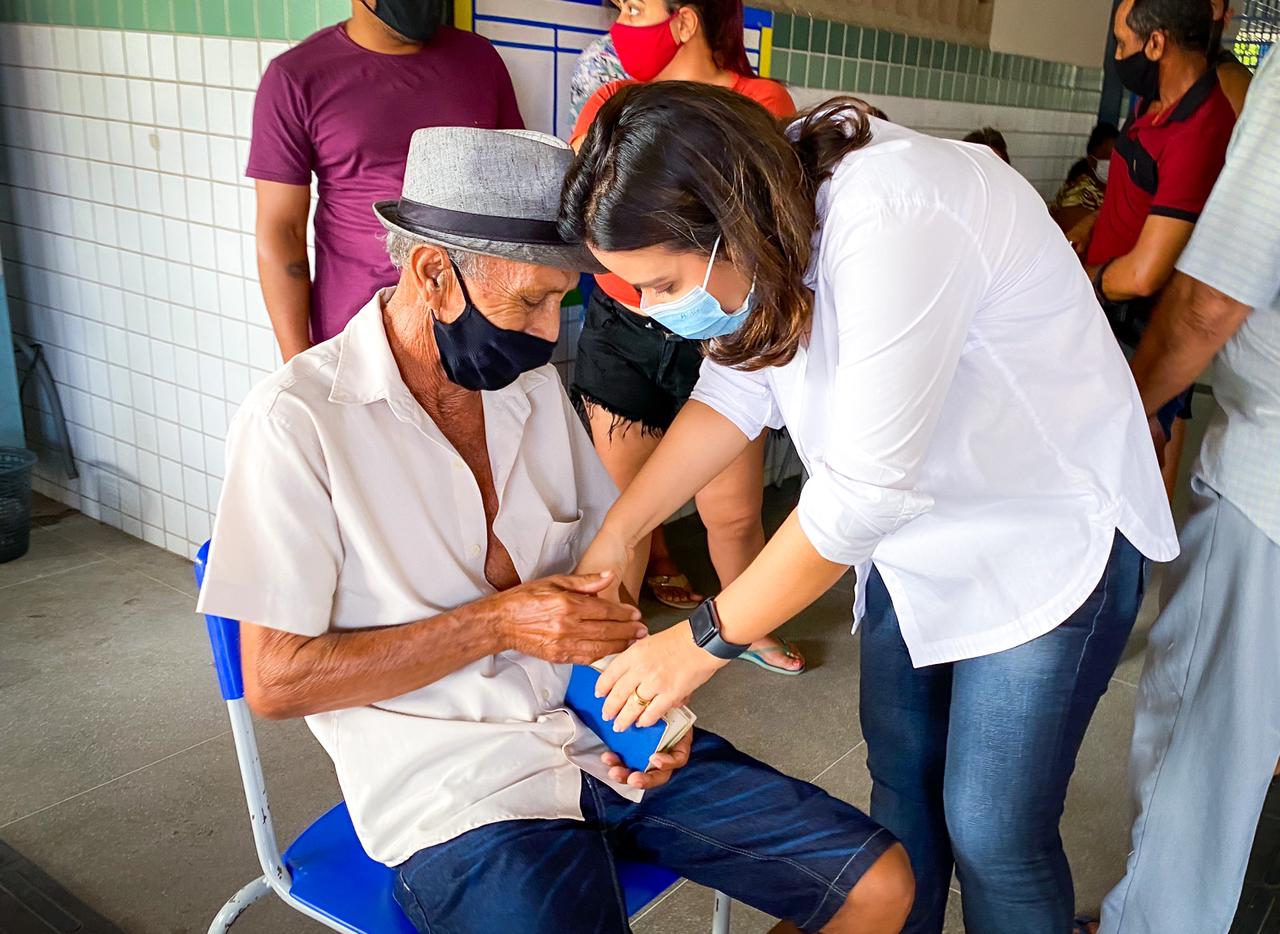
[1115,133,1158,195]
[537,512,584,575]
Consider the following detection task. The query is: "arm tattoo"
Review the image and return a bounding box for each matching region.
[285,259,310,280]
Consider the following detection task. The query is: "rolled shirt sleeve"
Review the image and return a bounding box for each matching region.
[1176,53,1280,310]
[796,201,988,567]
[196,394,341,636]
[689,358,784,441]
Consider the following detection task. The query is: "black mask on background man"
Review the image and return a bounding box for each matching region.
[1115,39,1162,101]
[432,262,556,392]
[361,0,443,44]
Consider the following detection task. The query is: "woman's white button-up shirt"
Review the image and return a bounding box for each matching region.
[693,118,1179,667]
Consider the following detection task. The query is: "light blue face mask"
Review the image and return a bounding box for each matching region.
[640,236,755,341]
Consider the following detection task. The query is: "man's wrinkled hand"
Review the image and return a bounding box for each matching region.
[491,572,647,664]
[601,729,693,790]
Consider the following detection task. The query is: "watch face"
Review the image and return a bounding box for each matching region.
[691,602,714,646]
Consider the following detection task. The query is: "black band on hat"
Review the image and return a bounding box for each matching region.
[395,198,567,245]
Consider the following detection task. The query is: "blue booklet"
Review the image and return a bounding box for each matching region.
[564,663,696,773]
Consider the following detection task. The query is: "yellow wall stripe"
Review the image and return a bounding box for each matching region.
[455,0,474,31]
[759,25,773,78]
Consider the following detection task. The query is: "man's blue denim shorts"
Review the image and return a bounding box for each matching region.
[394,729,896,933]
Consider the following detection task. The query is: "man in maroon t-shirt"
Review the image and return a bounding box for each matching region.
[249,1,524,360]
[1081,0,1235,343]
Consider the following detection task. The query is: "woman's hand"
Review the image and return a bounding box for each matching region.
[596,622,729,731]
[575,523,637,603]
[601,730,693,790]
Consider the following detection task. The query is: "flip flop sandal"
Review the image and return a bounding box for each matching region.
[1073,915,1099,934]
[646,573,702,611]
[737,636,807,676]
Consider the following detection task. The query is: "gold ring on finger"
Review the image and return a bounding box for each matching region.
[633,688,654,708]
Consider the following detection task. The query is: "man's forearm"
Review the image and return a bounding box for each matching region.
[1092,251,1165,303]
[243,601,501,719]
[257,246,313,363]
[1131,272,1252,415]
[1092,216,1195,303]
[254,180,314,361]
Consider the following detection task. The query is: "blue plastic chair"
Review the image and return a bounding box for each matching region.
[195,541,730,933]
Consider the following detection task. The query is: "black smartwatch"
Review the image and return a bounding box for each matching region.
[689,598,750,660]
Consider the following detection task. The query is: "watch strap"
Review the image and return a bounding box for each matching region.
[690,598,750,660]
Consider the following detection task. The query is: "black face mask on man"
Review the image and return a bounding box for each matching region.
[431,261,557,393]
[1115,36,1162,101]
[361,0,442,44]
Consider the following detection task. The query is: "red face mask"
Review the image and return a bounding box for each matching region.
[610,13,681,82]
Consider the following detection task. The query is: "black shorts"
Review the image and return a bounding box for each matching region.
[571,288,705,436]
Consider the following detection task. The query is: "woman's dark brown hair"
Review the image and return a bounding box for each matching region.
[559,82,872,369]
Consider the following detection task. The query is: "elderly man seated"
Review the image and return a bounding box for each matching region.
[197,127,912,934]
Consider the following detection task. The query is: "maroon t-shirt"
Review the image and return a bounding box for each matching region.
[1086,69,1235,267]
[247,25,524,341]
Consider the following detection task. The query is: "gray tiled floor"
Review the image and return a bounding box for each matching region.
[1,488,1158,934]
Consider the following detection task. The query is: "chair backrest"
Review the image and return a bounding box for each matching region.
[195,541,246,702]
[195,540,290,897]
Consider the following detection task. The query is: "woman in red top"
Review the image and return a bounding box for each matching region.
[568,0,804,675]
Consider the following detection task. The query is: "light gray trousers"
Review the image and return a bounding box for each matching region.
[1101,476,1280,934]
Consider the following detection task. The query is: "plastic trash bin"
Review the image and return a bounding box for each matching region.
[0,447,38,563]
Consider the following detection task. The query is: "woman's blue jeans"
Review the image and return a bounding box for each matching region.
[860,532,1143,933]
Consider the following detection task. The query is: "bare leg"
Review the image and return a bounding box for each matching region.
[1161,417,1188,503]
[585,403,698,604]
[646,525,700,603]
[695,431,803,671]
[696,432,768,583]
[768,844,913,934]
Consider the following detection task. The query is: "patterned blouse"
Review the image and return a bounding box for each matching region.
[569,34,629,125]
[1050,169,1106,213]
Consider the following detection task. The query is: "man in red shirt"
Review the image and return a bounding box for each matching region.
[249,1,523,360]
[1077,0,1235,502]
[1082,0,1235,346]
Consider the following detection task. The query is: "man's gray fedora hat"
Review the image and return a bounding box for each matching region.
[373,127,604,274]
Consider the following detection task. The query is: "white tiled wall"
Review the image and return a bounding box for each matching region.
[790,87,1097,200]
[0,23,288,557]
